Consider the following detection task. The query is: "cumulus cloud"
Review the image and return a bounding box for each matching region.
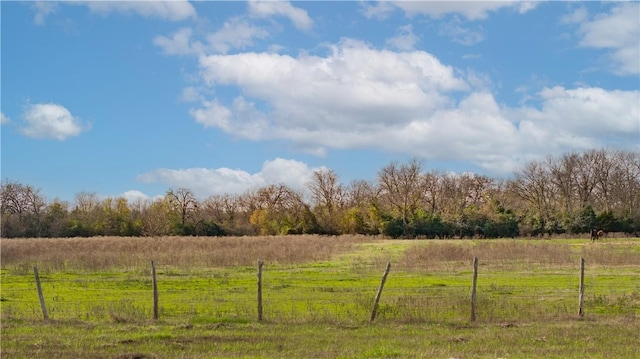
[189,97,269,140]
[182,36,639,175]
[191,38,469,149]
[30,0,195,27]
[360,1,395,20]
[392,1,537,20]
[1,112,10,125]
[515,86,640,146]
[361,1,537,21]
[386,24,419,51]
[79,0,196,21]
[206,17,269,54]
[569,3,640,75]
[154,28,203,56]
[248,0,313,30]
[137,158,324,198]
[19,103,90,140]
[155,18,270,56]
[120,190,151,204]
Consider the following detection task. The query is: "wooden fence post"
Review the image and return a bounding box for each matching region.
[257,260,264,322]
[151,261,159,320]
[370,262,391,322]
[578,257,585,317]
[33,266,49,320]
[470,257,478,322]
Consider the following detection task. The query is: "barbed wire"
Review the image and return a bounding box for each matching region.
[2,260,638,323]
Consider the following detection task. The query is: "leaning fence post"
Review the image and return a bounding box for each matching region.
[578,257,585,317]
[33,266,49,320]
[370,262,391,322]
[470,257,479,322]
[257,260,264,322]
[151,261,159,320]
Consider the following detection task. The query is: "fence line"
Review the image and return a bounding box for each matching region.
[33,266,48,320]
[370,262,391,322]
[257,259,264,322]
[5,258,638,324]
[579,257,585,317]
[151,260,159,320]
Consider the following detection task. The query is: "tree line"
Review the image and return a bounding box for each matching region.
[2,149,639,239]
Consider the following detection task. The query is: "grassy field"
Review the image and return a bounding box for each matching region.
[1,235,639,358]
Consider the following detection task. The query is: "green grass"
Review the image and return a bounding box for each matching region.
[1,237,639,358]
[2,318,639,358]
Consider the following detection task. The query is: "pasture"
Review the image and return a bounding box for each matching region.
[1,235,639,358]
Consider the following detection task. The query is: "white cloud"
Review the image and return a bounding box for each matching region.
[516,86,640,142]
[438,18,484,46]
[154,28,204,56]
[560,7,588,25]
[392,1,536,20]
[154,17,270,56]
[180,86,204,103]
[184,37,639,175]
[137,158,324,198]
[1,112,10,125]
[19,103,90,140]
[516,2,539,14]
[189,99,233,131]
[189,97,269,140]
[380,92,521,171]
[386,24,419,51]
[79,0,196,21]
[360,1,396,20]
[154,18,272,57]
[248,0,313,30]
[120,190,151,204]
[32,1,57,25]
[192,38,468,145]
[206,17,269,54]
[571,3,640,75]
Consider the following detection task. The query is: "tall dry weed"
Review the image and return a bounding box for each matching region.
[400,240,585,271]
[0,235,369,272]
[581,243,640,267]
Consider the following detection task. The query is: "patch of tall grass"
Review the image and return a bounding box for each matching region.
[1,235,373,273]
[398,239,640,271]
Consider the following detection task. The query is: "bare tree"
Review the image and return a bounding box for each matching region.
[574,150,599,211]
[509,160,558,230]
[141,199,172,236]
[1,180,47,237]
[165,188,198,227]
[609,150,640,220]
[74,191,100,214]
[202,193,245,234]
[1,181,47,216]
[421,170,444,216]
[308,169,345,234]
[547,153,578,215]
[250,184,314,235]
[377,159,425,235]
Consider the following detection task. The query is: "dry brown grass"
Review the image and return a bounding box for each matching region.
[580,241,640,267]
[398,240,640,271]
[0,235,370,272]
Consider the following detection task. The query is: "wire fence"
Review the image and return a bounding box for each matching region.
[2,258,638,324]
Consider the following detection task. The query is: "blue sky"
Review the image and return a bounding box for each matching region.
[2,1,639,203]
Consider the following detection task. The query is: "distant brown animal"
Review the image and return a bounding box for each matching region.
[591,228,605,242]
